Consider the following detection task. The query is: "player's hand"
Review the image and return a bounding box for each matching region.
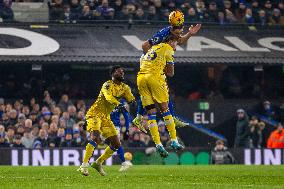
[188,24,202,35]
[115,104,128,113]
[123,130,129,141]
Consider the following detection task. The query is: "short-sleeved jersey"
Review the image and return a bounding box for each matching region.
[139,43,175,76]
[86,80,135,117]
[148,26,171,46]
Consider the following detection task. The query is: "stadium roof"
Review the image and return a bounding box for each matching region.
[0,24,283,65]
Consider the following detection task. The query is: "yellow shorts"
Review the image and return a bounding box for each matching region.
[137,74,169,107]
[86,114,117,139]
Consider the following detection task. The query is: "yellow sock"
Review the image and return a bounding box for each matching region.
[83,142,96,164]
[96,146,115,164]
[163,112,177,141]
[148,113,161,145]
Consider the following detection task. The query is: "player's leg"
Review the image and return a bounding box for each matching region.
[152,78,183,151]
[159,102,184,151]
[91,118,120,176]
[145,105,168,157]
[132,97,147,133]
[115,127,132,171]
[78,117,102,176]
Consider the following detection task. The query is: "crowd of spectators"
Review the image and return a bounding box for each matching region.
[234,100,284,149]
[0,0,14,22]
[48,0,284,25]
[0,91,170,148]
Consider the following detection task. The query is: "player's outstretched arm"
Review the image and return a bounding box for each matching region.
[178,24,202,45]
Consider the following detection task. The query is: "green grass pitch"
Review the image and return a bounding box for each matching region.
[1,165,284,189]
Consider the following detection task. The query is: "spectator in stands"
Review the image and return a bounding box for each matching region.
[251,0,260,20]
[60,132,74,147]
[72,127,85,147]
[67,105,77,120]
[7,109,17,126]
[48,0,65,21]
[234,109,250,148]
[21,128,34,148]
[58,94,73,112]
[195,0,206,21]
[235,2,246,22]
[224,9,237,23]
[259,100,279,120]
[12,134,25,148]
[80,5,93,20]
[0,132,9,148]
[249,116,265,148]
[134,7,146,21]
[146,5,159,21]
[0,0,14,22]
[69,0,83,21]
[243,8,255,24]
[22,105,30,118]
[24,119,33,130]
[96,0,114,20]
[205,1,219,23]
[186,7,199,23]
[256,10,268,26]
[264,0,273,17]
[268,8,284,25]
[267,123,284,148]
[33,129,49,148]
[211,140,235,164]
[5,126,15,144]
[16,125,25,136]
[43,91,56,110]
[55,127,65,147]
[112,0,123,19]
[61,112,75,131]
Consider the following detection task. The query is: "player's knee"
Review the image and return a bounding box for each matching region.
[145,104,156,114]
[159,102,169,112]
[90,131,102,144]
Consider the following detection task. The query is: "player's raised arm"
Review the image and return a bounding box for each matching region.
[123,85,135,104]
[178,24,202,45]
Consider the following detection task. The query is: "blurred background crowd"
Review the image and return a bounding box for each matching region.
[1,0,284,25]
[0,91,173,149]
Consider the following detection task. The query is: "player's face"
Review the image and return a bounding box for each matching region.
[113,68,125,82]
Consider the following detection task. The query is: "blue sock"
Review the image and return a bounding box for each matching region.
[137,97,146,115]
[168,97,175,116]
[117,146,125,162]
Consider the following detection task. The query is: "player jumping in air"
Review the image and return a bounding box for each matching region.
[132,10,202,133]
[77,65,135,176]
[137,35,181,158]
[110,99,133,172]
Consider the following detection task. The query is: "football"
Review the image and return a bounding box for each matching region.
[169,10,184,26]
[124,152,133,161]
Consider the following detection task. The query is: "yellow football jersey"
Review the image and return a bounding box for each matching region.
[86,80,135,117]
[139,43,175,75]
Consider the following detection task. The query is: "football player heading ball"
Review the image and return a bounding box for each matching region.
[133,10,202,133]
[142,10,202,54]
